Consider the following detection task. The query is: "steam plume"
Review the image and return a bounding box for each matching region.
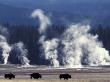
[0,26,11,64]
[31,9,51,34]
[32,9,110,68]
[12,42,30,66]
[43,39,60,67]
[31,9,60,67]
[61,24,110,67]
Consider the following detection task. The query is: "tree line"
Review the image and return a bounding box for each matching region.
[2,24,110,65]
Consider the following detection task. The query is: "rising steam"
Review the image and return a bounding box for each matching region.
[0,9,109,68]
[0,26,30,66]
[61,24,110,67]
[0,26,11,64]
[31,9,60,67]
[42,39,60,67]
[31,9,110,68]
[12,42,30,66]
[31,9,51,34]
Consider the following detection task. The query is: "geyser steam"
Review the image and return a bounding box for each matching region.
[0,26,30,66]
[12,42,30,66]
[43,39,60,67]
[31,9,60,67]
[0,26,11,64]
[32,9,110,68]
[61,24,110,67]
[31,9,51,34]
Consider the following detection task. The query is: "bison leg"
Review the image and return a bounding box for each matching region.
[66,78,68,80]
[9,77,12,79]
[30,76,33,79]
[64,78,68,80]
[39,76,42,79]
[60,77,62,80]
[33,77,38,79]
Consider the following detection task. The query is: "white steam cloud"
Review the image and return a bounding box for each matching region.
[0,26,11,64]
[31,9,51,34]
[31,9,60,67]
[0,26,30,66]
[12,42,30,66]
[61,24,110,67]
[32,9,110,68]
[43,39,60,67]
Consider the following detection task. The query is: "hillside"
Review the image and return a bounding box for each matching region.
[0,2,110,26]
[0,3,34,25]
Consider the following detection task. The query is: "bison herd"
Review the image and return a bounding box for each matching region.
[4,73,72,80]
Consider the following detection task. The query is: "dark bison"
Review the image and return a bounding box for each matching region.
[4,73,15,79]
[59,74,71,80]
[30,73,42,79]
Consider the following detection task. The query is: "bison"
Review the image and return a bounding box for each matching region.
[59,74,71,80]
[4,73,15,79]
[30,73,42,79]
